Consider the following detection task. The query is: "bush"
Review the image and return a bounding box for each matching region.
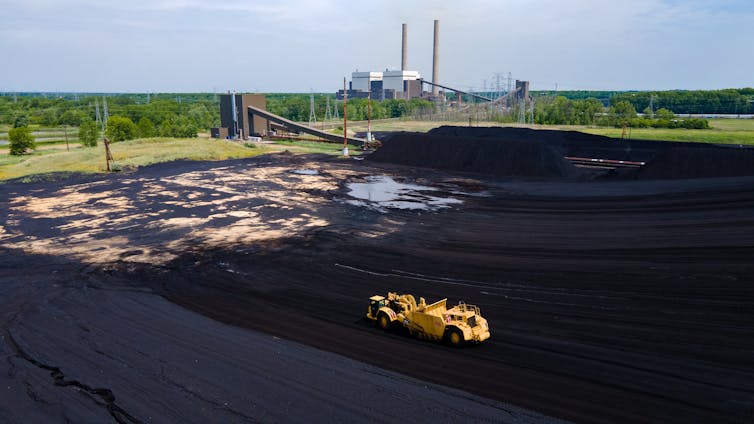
[13,115,29,128]
[78,117,99,147]
[158,116,198,138]
[680,118,709,129]
[655,108,675,120]
[137,117,156,138]
[59,109,87,126]
[105,116,138,141]
[620,117,709,129]
[8,126,35,155]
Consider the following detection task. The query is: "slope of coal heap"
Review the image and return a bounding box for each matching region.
[367,132,578,178]
[428,126,666,163]
[633,144,754,179]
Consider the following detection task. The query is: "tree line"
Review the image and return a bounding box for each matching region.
[609,89,754,115]
[532,96,709,129]
[265,94,434,122]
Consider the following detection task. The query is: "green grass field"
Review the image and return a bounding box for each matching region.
[0,137,342,181]
[578,119,754,145]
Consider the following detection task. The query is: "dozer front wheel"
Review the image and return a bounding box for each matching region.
[446,328,464,347]
[377,312,391,331]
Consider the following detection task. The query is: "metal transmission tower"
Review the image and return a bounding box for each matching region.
[333,99,340,120]
[324,97,333,122]
[529,98,535,124]
[648,94,657,117]
[95,99,103,131]
[308,92,317,127]
[518,101,526,125]
[102,97,109,128]
[507,72,513,94]
[493,72,504,98]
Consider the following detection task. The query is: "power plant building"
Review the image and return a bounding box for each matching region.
[382,70,421,92]
[351,72,383,92]
[337,21,434,101]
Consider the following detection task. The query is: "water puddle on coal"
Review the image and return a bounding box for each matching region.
[344,176,463,211]
[290,169,320,175]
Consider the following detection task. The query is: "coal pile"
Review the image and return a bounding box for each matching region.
[633,144,754,179]
[367,132,578,178]
[369,126,754,180]
[428,126,666,163]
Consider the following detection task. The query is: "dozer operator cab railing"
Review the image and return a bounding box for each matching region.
[455,301,481,316]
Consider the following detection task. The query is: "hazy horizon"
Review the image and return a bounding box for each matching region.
[1,0,752,93]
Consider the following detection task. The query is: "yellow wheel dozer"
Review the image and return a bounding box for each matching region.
[366,292,490,346]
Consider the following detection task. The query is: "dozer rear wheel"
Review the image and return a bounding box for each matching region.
[446,328,464,347]
[377,312,391,331]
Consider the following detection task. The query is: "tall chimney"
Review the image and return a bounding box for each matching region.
[432,19,440,96]
[401,23,408,71]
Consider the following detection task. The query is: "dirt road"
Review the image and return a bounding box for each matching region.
[1,153,753,423]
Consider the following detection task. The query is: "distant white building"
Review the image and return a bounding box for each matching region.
[351,71,383,92]
[382,70,421,92]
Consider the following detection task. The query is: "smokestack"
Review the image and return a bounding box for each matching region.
[432,19,439,96]
[401,23,408,71]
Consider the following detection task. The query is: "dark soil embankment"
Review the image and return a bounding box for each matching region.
[368,132,579,178]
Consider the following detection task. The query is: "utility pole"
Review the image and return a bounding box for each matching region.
[104,137,114,171]
[342,77,349,157]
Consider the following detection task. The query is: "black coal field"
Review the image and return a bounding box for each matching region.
[1,127,753,424]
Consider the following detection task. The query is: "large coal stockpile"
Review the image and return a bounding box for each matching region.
[633,144,754,179]
[428,126,665,163]
[368,132,578,178]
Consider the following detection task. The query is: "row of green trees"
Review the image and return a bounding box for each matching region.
[265,95,434,122]
[0,95,215,135]
[7,114,196,155]
[610,89,754,115]
[1,94,434,134]
[532,96,709,128]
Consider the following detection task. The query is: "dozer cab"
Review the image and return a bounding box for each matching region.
[366,292,490,347]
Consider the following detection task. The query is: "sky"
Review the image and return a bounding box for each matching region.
[1,0,752,93]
